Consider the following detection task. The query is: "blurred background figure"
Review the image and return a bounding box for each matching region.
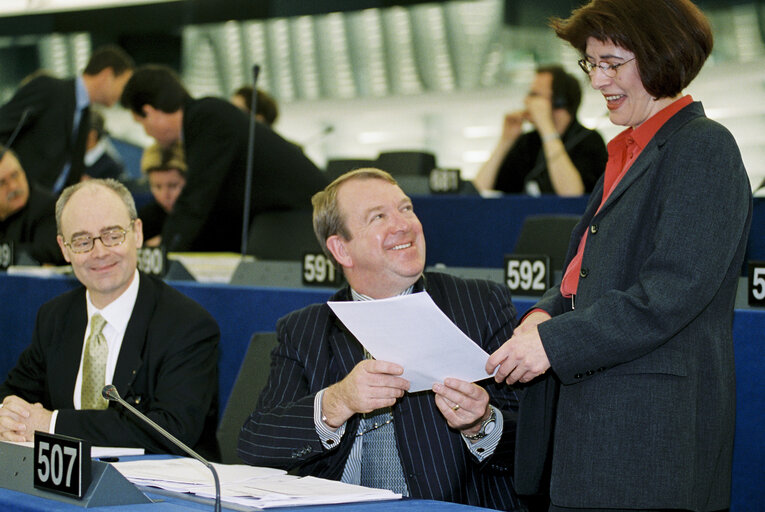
[81,109,126,182]
[0,45,134,193]
[121,65,327,253]
[137,141,186,247]
[231,85,279,127]
[474,65,607,197]
[0,145,64,265]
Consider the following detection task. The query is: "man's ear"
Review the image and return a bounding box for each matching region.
[326,235,351,269]
[132,218,144,249]
[56,235,71,264]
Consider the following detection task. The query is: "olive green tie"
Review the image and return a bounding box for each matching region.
[81,314,109,410]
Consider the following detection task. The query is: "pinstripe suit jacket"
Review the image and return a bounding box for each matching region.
[238,272,525,511]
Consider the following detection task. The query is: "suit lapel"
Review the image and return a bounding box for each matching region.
[326,288,366,379]
[50,289,88,408]
[112,274,155,391]
[597,102,704,215]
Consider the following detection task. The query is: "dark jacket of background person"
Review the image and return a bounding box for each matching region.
[0,273,221,460]
[238,272,524,511]
[0,183,64,265]
[163,97,328,252]
[138,200,166,242]
[0,76,86,191]
[494,120,607,194]
[518,102,751,510]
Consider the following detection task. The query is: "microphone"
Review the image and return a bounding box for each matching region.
[101,385,221,512]
[240,64,261,256]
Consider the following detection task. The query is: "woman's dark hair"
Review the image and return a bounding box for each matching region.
[550,0,713,99]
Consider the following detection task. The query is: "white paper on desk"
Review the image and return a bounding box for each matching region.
[328,292,495,392]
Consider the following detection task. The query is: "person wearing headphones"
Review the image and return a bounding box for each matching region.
[474,65,607,196]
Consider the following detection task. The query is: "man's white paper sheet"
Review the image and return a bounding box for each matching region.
[328,291,495,392]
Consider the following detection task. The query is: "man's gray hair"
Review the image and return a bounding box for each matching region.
[55,178,137,235]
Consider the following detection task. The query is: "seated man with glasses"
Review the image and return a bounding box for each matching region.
[0,178,221,460]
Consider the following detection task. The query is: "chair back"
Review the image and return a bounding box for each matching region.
[376,150,436,176]
[216,331,279,464]
[513,214,581,272]
[247,209,321,261]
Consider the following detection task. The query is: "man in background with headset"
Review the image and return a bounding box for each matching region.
[474,65,608,196]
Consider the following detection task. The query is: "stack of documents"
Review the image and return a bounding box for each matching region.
[328,291,496,391]
[113,457,400,508]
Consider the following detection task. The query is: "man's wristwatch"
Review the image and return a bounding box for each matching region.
[462,407,497,441]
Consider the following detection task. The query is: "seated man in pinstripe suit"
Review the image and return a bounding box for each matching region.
[238,168,525,511]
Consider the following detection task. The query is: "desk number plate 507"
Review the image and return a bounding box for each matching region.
[33,431,91,499]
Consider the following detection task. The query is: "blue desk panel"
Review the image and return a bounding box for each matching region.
[411,195,588,268]
[411,195,765,269]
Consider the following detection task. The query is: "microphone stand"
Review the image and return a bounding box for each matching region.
[241,64,261,256]
[0,107,31,160]
[102,385,221,512]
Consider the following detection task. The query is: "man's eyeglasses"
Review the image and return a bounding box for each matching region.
[63,221,134,254]
[578,57,635,78]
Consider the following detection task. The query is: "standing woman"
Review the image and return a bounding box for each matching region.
[487,0,752,511]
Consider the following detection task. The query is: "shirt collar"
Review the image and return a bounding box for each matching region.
[609,95,693,154]
[351,283,415,302]
[74,75,90,111]
[86,269,140,333]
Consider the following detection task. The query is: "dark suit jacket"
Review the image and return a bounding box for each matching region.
[0,273,221,460]
[238,272,525,511]
[0,184,64,265]
[162,97,328,252]
[518,102,752,510]
[0,75,87,190]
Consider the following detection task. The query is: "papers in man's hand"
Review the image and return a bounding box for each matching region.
[113,457,400,508]
[328,291,495,391]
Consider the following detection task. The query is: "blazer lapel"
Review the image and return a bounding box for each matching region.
[112,274,155,392]
[326,288,366,379]
[598,102,704,215]
[49,290,88,409]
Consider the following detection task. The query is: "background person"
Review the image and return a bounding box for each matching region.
[81,109,126,182]
[238,169,525,511]
[0,46,134,193]
[474,65,607,196]
[0,146,63,265]
[230,85,279,127]
[137,141,187,246]
[121,65,328,252]
[487,1,752,511]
